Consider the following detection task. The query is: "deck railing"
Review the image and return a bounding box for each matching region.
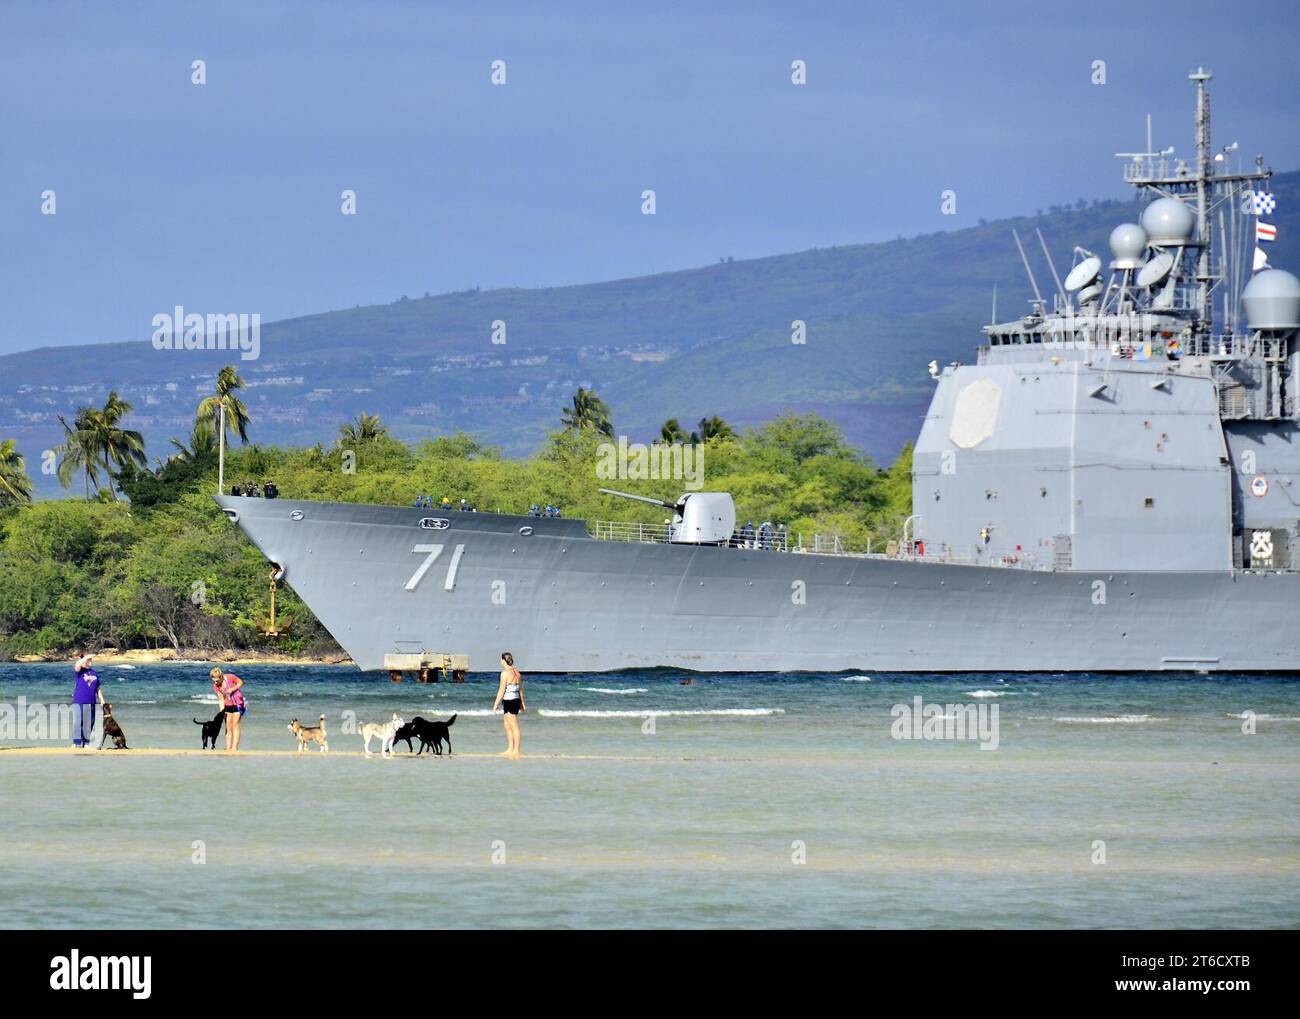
[1182,333,1286,359]
[588,520,673,544]
[588,521,1057,569]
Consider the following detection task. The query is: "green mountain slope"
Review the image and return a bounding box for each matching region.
[3,170,1298,495]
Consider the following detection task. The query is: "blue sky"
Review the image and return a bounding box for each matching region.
[2,0,1297,355]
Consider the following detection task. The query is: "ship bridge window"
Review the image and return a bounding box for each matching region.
[1032,333,1043,344]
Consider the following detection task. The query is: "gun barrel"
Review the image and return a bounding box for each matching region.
[598,488,680,511]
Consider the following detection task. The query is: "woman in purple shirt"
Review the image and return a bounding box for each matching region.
[71,652,104,748]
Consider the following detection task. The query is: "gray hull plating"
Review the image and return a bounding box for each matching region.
[218,496,1300,673]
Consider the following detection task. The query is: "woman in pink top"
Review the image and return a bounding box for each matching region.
[210,667,246,751]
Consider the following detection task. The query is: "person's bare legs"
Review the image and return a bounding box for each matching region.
[225,711,234,751]
[506,714,521,759]
[498,714,512,756]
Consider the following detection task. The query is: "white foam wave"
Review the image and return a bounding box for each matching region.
[113,664,136,670]
[1226,713,1300,721]
[583,687,648,695]
[446,709,511,717]
[538,708,784,718]
[964,690,1006,698]
[840,675,872,682]
[1051,714,1163,724]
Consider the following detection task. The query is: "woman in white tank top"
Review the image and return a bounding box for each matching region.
[492,651,525,759]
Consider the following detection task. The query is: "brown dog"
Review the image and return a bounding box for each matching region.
[99,704,129,750]
[287,715,329,752]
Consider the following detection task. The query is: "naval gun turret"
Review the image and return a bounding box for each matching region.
[600,488,736,544]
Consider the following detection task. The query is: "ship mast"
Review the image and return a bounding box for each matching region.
[1191,68,1213,332]
[1118,69,1272,338]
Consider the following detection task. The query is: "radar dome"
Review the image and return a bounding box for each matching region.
[1140,198,1194,244]
[1109,223,1148,269]
[1242,269,1300,331]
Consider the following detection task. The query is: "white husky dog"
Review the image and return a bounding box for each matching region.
[360,713,404,758]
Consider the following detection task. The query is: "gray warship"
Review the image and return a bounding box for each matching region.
[219,71,1300,674]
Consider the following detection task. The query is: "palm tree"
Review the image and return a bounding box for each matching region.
[560,387,614,438]
[55,408,105,498]
[196,366,251,493]
[339,412,388,445]
[0,438,34,507]
[92,391,146,500]
[659,418,689,444]
[169,419,217,463]
[56,394,147,501]
[692,415,735,443]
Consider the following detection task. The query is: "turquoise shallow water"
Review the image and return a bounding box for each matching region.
[1,663,1298,928]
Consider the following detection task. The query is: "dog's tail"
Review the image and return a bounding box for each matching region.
[193,718,205,725]
[446,714,457,726]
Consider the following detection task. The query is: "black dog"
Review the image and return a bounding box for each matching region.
[392,719,419,754]
[193,710,225,749]
[99,703,129,750]
[410,714,456,756]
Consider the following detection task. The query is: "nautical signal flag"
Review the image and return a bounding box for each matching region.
[1245,191,1277,216]
[1254,246,1270,272]
[1257,222,1278,243]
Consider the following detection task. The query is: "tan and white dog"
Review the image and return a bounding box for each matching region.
[288,715,329,752]
[360,714,404,758]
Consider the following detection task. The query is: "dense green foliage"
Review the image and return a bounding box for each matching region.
[0,410,911,658]
[0,438,34,507]
[0,493,335,658]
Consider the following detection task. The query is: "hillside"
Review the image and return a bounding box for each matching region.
[3,169,1298,495]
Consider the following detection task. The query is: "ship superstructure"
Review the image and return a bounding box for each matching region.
[917,70,1300,576]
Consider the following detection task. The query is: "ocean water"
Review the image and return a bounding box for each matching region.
[1,663,1298,929]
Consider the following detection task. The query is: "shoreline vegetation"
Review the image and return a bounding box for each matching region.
[8,648,354,666]
[0,368,911,662]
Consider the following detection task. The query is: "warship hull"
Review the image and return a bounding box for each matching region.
[217,496,1300,673]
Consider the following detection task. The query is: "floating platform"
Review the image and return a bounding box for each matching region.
[382,652,470,683]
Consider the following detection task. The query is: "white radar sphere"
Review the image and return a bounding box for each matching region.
[1109,223,1148,269]
[1141,197,1194,245]
[1242,269,1300,331]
